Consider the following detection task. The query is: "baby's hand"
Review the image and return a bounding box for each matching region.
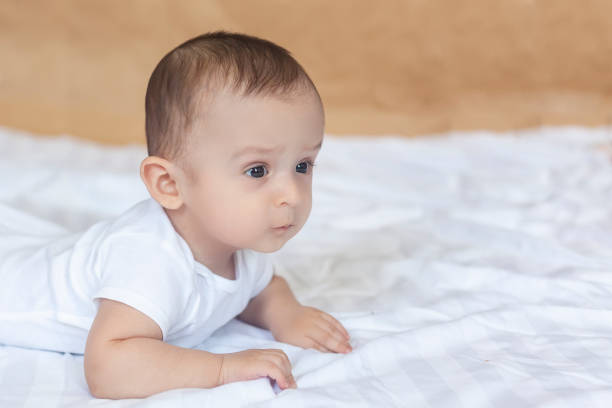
[218,349,297,390]
[272,306,352,354]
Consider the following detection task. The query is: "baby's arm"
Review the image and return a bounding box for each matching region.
[238,275,352,353]
[84,299,296,399]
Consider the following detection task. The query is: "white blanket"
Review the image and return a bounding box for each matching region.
[1,125,612,407]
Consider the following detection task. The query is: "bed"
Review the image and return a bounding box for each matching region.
[1,125,612,407]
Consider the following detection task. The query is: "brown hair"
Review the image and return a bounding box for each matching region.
[145,31,320,161]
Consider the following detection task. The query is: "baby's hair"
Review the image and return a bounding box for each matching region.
[145,30,320,161]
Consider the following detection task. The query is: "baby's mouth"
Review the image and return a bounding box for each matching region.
[272,224,293,231]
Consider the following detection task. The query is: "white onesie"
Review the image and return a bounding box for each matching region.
[0,199,274,354]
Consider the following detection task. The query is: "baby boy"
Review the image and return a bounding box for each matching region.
[0,31,351,399]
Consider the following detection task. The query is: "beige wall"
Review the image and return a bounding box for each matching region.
[1,0,611,144]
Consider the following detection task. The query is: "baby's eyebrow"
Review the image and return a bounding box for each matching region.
[232,139,323,159]
[232,145,282,159]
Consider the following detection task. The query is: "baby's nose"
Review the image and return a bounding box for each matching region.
[275,175,300,207]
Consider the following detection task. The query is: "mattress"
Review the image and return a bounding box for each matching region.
[1,125,612,407]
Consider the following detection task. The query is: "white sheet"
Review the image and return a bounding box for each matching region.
[1,125,612,407]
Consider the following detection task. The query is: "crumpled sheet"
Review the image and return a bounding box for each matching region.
[1,125,612,407]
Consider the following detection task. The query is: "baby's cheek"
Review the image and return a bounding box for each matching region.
[224,202,263,237]
[299,198,313,226]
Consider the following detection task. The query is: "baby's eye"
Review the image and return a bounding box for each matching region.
[245,165,268,178]
[296,160,315,174]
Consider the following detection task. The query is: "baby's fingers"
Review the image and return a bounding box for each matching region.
[311,324,352,354]
[268,364,296,389]
[305,334,332,353]
[263,351,296,389]
[319,312,351,340]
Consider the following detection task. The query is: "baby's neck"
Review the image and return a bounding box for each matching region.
[163,206,237,278]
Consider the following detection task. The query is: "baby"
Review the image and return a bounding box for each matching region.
[0,31,351,398]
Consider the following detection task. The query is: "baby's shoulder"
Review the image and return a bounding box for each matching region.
[104,199,169,236]
[95,199,192,263]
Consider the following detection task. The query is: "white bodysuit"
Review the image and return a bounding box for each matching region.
[0,199,274,354]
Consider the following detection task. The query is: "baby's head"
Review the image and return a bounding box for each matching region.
[140,31,325,255]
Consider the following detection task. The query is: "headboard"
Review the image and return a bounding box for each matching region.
[1,0,611,144]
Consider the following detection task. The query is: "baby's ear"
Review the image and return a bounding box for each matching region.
[139,156,184,210]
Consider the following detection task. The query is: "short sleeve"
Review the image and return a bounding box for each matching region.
[93,234,193,341]
[248,251,275,299]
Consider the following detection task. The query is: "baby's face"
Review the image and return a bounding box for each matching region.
[176,89,324,253]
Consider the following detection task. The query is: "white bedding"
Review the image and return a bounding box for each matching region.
[1,125,612,407]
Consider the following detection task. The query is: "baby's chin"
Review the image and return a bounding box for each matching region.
[246,233,298,253]
[248,240,288,254]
